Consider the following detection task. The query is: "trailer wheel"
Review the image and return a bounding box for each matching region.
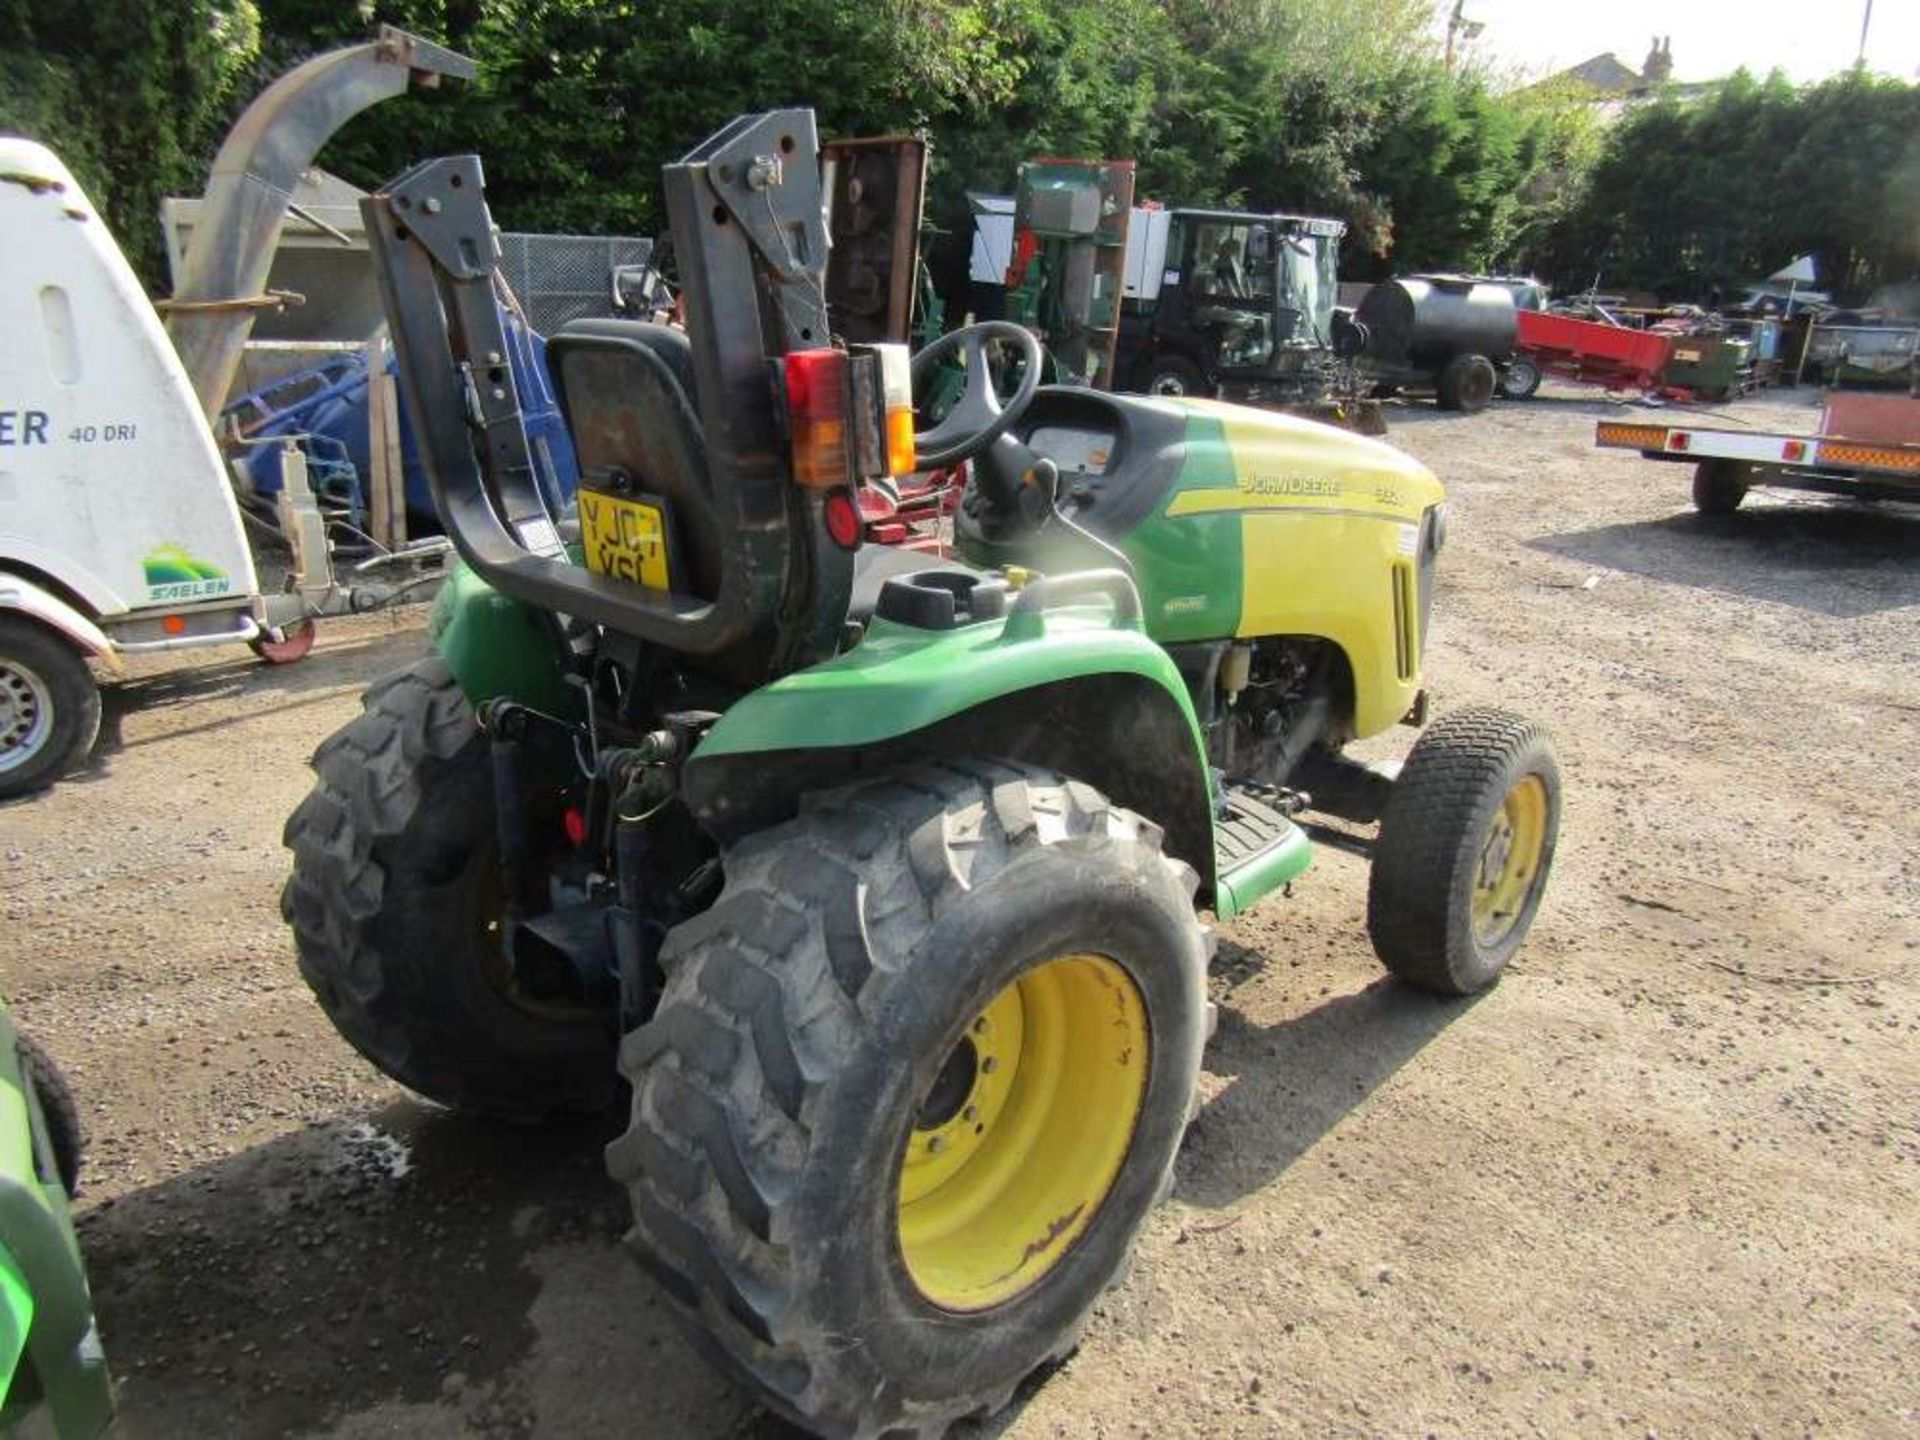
[610,759,1207,1438]
[1142,355,1208,398]
[1692,460,1750,514]
[0,617,101,801]
[1436,354,1497,413]
[251,617,317,666]
[1497,356,1542,399]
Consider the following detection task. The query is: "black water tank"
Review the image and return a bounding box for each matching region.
[1356,276,1517,371]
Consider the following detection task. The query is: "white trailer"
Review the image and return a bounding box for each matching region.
[1595,393,1920,514]
[0,28,468,798]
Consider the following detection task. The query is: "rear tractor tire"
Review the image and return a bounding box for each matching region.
[1436,353,1498,413]
[1367,708,1561,996]
[1692,459,1750,514]
[609,760,1208,1439]
[0,617,100,801]
[281,655,616,1119]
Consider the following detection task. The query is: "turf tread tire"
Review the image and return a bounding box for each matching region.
[1367,707,1560,995]
[609,758,1206,1439]
[281,655,615,1119]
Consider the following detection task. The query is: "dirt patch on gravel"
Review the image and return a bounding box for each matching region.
[3,383,1915,1437]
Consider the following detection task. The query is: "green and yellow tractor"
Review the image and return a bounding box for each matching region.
[283,110,1560,1438]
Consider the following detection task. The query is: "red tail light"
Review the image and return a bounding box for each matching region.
[784,348,850,489]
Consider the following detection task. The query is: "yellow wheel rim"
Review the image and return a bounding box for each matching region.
[897,953,1149,1312]
[1472,774,1549,946]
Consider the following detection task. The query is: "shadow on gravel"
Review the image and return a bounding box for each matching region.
[77,626,428,778]
[1179,941,1477,1210]
[81,1099,648,1439]
[1527,501,1920,618]
[79,1096,1038,1440]
[1381,394,1637,427]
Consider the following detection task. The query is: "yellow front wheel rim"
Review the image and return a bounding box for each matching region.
[897,953,1149,1312]
[1472,774,1549,946]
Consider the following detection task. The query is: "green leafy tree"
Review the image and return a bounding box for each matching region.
[1537,70,1920,301]
[0,0,262,281]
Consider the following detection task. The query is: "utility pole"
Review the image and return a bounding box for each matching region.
[1444,1,1483,73]
[1857,0,1873,69]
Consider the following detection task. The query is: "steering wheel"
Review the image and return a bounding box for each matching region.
[909,321,1044,470]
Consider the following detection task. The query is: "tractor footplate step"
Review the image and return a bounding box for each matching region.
[1212,781,1314,919]
[1215,781,1302,870]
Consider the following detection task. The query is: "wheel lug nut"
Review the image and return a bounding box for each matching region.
[962,1105,979,1122]
[973,1017,990,1035]
[981,1057,999,1074]
[927,1135,948,1154]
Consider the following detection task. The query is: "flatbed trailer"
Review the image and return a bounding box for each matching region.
[1596,393,1920,514]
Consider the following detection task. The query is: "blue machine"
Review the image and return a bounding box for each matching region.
[224,308,579,531]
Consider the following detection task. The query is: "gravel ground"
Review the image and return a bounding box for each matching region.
[3,382,1916,1438]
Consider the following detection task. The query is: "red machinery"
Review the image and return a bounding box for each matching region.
[1514,309,1674,393]
[858,464,966,552]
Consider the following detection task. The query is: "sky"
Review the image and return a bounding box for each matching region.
[1444,0,1920,85]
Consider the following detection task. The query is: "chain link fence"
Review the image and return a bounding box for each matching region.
[498,232,656,334]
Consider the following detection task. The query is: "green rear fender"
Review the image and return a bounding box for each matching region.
[686,610,1222,899]
[427,560,578,718]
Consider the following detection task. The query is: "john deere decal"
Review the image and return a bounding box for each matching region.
[143,545,233,603]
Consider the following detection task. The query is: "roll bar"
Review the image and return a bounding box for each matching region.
[362,110,853,667]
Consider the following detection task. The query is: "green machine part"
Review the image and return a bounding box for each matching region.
[1006,159,1136,388]
[428,556,580,719]
[685,592,1311,917]
[1661,334,1752,400]
[0,1010,111,1438]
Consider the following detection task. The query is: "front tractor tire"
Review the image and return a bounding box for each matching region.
[281,655,616,1119]
[609,761,1208,1439]
[1367,708,1561,995]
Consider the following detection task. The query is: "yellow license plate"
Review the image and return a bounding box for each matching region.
[579,490,671,590]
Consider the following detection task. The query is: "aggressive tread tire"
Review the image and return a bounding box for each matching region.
[609,758,1207,1439]
[1367,707,1561,995]
[281,655,615,1119]
[18,1032,84,1196]
[0,617,100,801]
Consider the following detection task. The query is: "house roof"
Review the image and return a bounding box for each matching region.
[1559,52,1647,94]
